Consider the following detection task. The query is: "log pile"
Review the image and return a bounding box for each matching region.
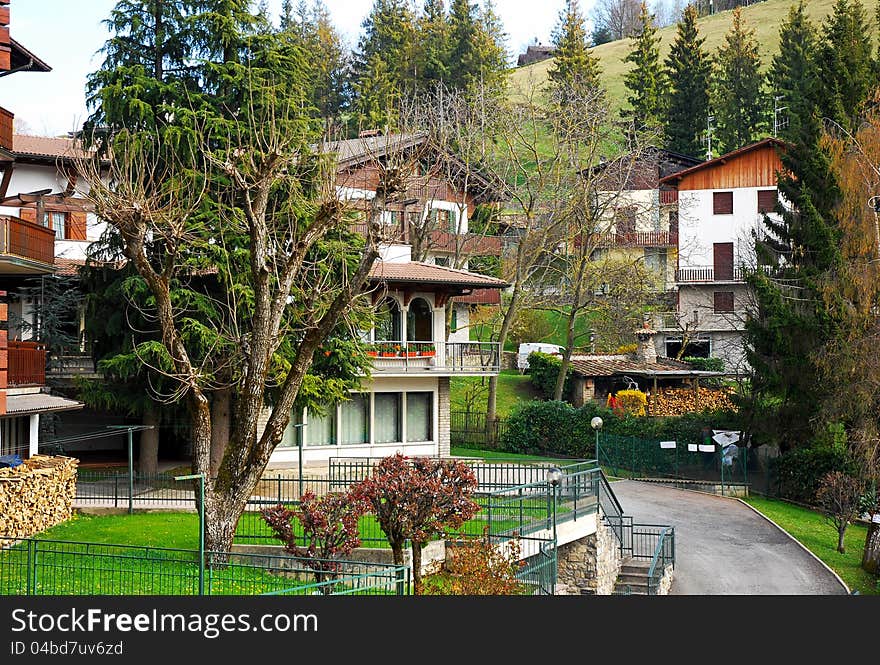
[648,387,737,416]
[0,456,78,540]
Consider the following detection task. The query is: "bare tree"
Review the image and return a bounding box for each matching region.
[592,0,642,41]
[816,471,864,554]
[76,91,423,554]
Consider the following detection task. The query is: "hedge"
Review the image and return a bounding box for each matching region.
[526,352,573,401]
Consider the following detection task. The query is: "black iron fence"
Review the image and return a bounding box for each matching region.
[450,411,509,448]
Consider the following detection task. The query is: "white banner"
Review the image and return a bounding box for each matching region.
[698,444,716,453]
[687,444,698,452]
[660,441,677,449]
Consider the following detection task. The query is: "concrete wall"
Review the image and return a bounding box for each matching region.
[437,376,450,457]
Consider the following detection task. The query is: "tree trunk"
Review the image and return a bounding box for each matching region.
[210,389,231,479]
[837,525,847,554]
[863,518,880,574]
[487,284,521,441]
[411,541,424,595]
[553,307,578,402]
[138,408,159,475]
[203,487,249,559]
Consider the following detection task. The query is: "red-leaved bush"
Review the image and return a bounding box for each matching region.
[261,490,367,592]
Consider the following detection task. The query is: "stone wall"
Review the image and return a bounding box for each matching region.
[556,518,621,595]
[656,564,674,595]
[438,377,450,457]
[0,455,77,539]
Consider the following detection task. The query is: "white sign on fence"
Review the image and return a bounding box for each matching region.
[698,444,716,453]
[687,444,698,452]
[659,441,677,449]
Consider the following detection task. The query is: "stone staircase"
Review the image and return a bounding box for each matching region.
[612,557,653,595]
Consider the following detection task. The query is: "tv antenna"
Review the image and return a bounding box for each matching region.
[773,96,789,137]
[703,114,715,160]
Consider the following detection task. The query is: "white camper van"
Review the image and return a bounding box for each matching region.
[517,343,564,372]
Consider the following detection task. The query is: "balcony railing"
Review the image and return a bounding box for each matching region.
[653,311,748,332]
[8,340,47,387]
[594,231,678,248]
[659,190,678,205]
[367,341,500,374]
[675,266,745,283]
[0,215,56,266]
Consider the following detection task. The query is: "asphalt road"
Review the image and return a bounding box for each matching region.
[611,480,848,595]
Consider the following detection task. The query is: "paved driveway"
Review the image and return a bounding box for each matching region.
[611,480,847,595]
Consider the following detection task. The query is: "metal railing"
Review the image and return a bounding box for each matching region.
[644,526,675,595]
[7,340,47,386]
[0,215,56,266]
[368,340,501,373]
[0,537,410,596]
[676,265,745,283]
[593,231,678,248]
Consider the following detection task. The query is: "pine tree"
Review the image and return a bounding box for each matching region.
[621,2,665,136]
[355,53,399,129]
[768,0,821,143]
[820,0,874,131]
[417,0,451,89]
[548,0,603,105]
[746,3,843,450]
[280,0,296,30]
[712,7,764,152]
[448,0,507,95]
[663,4,711,157]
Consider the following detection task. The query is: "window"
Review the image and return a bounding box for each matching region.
[306,406,336,446]
[713,191,734,215]
[615,206,637,234]
[757,189,777,214]
[434,256,449,267]
[431,207,458,232]
[406,392,433,442]
[43,212,66,239]
[450,307,458,333]
[374,393,402,443]
[406,297,433,342]
[714,291,734,313]
[374,298,401,342]
[339,394,369,444]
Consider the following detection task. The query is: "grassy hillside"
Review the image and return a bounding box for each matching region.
[510,0,847,110]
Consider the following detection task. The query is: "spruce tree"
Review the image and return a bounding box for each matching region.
[417,0,451,89]
[548,0,603,103]
[663,4,711,157]
[621,2,665,136]
[768,0,821,143]
[448,0,507,95]
[355,53,399,129]
[820,0,874,131]
[746,3,843,450]
[712,7,764,152]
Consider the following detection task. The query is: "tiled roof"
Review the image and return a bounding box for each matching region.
[368,261,508,288]
[54,258,86,277]
[454,288,501,305]
[13,134,91,161]
[324,133,427,168]
[5,393,84,415]
[568,355,695,377]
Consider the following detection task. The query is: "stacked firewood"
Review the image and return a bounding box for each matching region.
[0,456,78,540]
[648,387,737,416]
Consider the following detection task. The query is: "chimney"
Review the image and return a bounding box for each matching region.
[633,322,657,365]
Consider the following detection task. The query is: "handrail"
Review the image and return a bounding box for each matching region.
[646,526,675,595]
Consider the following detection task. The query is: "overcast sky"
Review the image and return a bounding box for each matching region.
[3,0,578,137]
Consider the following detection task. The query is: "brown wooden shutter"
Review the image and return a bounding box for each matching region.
[713,242,734,281]
[757,189,777,214]
[18,207,36,223]
[714,291,734,313]
[713,191,733,214]
[67,212,87,241]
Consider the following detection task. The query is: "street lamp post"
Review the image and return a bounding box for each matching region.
[591,416,603,465]
[175,473,206,595]
[293,422,307,500]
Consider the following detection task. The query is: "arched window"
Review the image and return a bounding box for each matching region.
[374,298,401,342]
[406,297,433,342]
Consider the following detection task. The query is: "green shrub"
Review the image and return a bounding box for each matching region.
[772,429,860,504]
[499,401,594,457]
[682,356,725,372]
[526,352,573,401]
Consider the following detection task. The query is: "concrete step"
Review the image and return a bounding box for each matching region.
[613,583,648,595]
[616,572,651,586]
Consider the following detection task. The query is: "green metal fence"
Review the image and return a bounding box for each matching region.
[0,537,409,596]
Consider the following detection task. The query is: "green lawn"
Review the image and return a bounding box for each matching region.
[742,496,879,595]
[450,369,538,417]
[510,0,846,113]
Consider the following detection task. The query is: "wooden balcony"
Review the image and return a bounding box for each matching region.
[582,231,678,249]
[0,215,57,272]
[659,189,678,205]
[8,340,46,387]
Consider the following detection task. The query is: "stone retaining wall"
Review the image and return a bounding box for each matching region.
[0,455,78,539]
[556,518,622,595]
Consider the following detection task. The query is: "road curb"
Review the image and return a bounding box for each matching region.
[736,499,851,595]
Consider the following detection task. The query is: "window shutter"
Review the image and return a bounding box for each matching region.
[757,189,777,214]
[67,212,87,240]
[713,191,733,214]
[714,291,734,313]
[18,207,36,223]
